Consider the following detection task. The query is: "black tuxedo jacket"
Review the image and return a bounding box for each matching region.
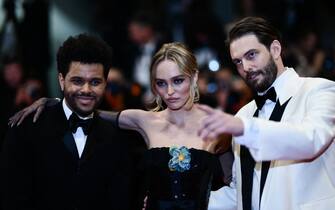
[1,102,142,210]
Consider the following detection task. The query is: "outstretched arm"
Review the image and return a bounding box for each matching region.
[197,104,244,139]
[97,110,120,128]
[8,96,146,137]
[98,109,148,145]
[198,80,335,161]
[8,97,61,126]
[98,109,146,132]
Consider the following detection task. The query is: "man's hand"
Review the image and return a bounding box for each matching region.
[197,104,244,140]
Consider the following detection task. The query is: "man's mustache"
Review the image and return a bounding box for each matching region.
[75,93,96,98]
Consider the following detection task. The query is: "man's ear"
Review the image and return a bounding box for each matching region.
[270,40,282,60]
[58,73,65,91]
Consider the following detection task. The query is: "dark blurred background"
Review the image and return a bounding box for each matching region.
[0,0,335,141]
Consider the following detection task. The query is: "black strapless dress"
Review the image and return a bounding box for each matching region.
[140,147,224,210]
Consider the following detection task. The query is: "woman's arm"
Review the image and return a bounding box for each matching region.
[98,109,149,145]
[9,97,146,134]
[97,110,120,128]
[98,109,146,131]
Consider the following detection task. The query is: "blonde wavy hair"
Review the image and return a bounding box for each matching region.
[149,42,199,111]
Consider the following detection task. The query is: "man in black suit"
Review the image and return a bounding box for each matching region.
[1,34,140,210]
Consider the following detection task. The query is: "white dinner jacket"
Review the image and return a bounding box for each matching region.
[209,68,335,210]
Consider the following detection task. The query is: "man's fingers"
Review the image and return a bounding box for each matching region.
[199,127,220,141]
[198,127,211,139]
[198,118,217,139]
[198,114,216,137]
[201,113,222,129]
[199,120,225,140]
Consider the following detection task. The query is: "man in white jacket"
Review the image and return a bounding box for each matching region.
[202,17,335,210]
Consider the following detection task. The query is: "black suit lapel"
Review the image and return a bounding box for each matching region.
[79,114,103,164]
[51,103,80,162]
[259,98,291,202]
[63,131,80,161]
[240,109,259,210]
[241,98,291,210]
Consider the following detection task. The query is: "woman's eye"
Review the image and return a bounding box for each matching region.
[156,81,166,87]
[174,78,184,84]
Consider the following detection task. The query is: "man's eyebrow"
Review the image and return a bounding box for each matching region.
[243,49,256,57]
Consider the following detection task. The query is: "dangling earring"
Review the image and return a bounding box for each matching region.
[193,83,199,102]
[193,84,198,94]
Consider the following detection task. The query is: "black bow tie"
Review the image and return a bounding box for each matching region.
[254,87,277,109]
[69,113,93,135]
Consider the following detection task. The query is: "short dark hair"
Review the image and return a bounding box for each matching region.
[56,34,113,78]
[227,17,282,50]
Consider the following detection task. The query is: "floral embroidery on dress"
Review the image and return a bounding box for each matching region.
[168,146,191,172]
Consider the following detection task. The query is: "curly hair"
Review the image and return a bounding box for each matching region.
[56,34,113,78]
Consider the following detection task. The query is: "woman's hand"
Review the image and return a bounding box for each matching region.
[8,97,60,127]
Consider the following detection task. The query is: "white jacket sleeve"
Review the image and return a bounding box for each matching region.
[234,79,335,161]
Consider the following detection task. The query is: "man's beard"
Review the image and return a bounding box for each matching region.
[245,56,278,92]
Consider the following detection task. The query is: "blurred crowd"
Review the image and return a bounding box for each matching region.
[0,0,335,143]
